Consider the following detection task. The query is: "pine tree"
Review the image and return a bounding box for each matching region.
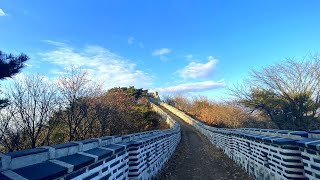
[0,50,29,107]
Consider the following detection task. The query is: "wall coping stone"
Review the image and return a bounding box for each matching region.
[49,159,73,173]
[13,161,68,180]
[310,130,320,134]
[56,153,95,171]
[78,152,98,162]
[0,172,11,180]
[103,144,125,154]
[5,148,48,159]
[2,170,27,180]
[79,138,99,144]
[50,142,78,149]
[84,148,113,161]
[100,136,113,140]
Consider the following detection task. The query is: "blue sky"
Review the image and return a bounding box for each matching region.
[1,1,320,99]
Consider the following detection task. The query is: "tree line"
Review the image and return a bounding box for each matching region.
[2,50,320,152]
[0,51,167,153]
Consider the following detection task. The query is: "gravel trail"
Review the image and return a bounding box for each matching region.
[154,106,252,180]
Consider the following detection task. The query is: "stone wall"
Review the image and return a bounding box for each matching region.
[161,102,320,180]
[0,103,181,180]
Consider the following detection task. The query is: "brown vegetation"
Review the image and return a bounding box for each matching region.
[163,95,276,129]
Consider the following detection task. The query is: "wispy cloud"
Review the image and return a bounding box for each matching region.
[128,37,135,45]
[155,80,225,94]
[43,40,68,47]
[152,48,171,56]
[0,8,6,16]
[178,56,218,79]
[40,42,153,89]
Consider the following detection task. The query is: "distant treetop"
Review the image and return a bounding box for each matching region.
[107,86,148,99]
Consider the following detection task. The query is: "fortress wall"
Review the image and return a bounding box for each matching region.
[0,103,180,180]
[161,102,320,180]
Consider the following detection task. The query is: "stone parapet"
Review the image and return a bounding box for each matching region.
[0,103,180,180]
[161,102,320,180]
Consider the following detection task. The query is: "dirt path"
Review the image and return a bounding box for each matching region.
[154,106,252,180]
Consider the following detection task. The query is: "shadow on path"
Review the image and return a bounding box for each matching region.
[154,106,252,180]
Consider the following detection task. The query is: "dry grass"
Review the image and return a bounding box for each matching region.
[165,95,277,129]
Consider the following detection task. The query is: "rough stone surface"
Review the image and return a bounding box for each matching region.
[155,106,252,180]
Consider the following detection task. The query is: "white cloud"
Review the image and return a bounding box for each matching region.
[0,9,6,16]
[40,42,152,89]
[128,37,135,45]
[152,48,171,56]
[177,56,218,79]
[155,80,225,94]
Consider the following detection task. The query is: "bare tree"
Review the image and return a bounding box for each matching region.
[231,54,320,130]
[171,94,191,112]
[0,106,13,152]
[57,67,102,141]
[4,75,59,148]
[162,94,175,105]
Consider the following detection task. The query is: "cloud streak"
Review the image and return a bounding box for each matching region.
[178,56,218,79]
[40,42,153,89]
[0,9,6,16]
[155,80,225,94]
